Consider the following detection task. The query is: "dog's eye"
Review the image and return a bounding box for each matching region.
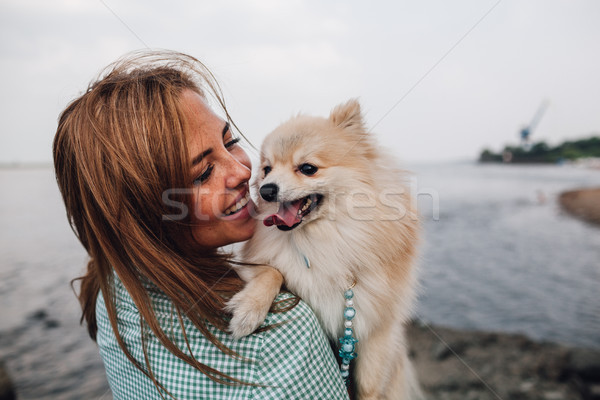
[263,166,272,176]
[299,163,318,176]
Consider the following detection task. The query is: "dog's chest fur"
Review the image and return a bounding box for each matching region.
[243,218,382,340]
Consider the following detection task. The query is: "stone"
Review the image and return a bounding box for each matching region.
[405,321,593,400]
[567,348,600,382]
[44,319,61,329]
[27,309,47,320]
[0,363,16,400]
[542,390,563,400]
[588,384,600,400]
[519,380,535,392]
[432,342,452,360]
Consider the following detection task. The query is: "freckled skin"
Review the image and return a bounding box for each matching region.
[181,90,256,248]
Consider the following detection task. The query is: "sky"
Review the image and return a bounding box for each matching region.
[1,0,599,164]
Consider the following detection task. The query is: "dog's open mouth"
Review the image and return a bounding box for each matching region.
[263,194,323,231]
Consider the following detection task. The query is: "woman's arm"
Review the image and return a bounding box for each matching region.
[251,293,350,399]
[96,276,348,399]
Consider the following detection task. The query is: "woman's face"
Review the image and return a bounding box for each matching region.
[180,89,256,248]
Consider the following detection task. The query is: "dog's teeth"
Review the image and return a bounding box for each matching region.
[296,196,317,216]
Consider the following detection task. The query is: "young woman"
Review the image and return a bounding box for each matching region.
[53,50,349,399]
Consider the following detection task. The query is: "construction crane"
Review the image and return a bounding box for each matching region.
[520,100,549,149]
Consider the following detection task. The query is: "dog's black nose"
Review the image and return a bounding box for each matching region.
[260,183,279,202]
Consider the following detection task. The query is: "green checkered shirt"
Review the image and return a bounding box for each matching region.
[96,275,349,399]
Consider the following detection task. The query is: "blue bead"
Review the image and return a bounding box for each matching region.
[339,287,358,380]
[344,307,356,320]
[339,336,358,346]
[339,346,357,361]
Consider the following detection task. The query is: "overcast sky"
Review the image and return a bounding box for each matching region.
[1,0,599,164]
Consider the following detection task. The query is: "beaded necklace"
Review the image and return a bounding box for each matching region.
[338,280,358,385]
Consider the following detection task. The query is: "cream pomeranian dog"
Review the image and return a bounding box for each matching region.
[227,99,422,399]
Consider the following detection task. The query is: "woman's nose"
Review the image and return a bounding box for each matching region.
[224,152,252,189]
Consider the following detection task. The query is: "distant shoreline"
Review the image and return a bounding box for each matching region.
[479,135,600,164]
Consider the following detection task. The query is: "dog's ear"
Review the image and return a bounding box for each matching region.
[329,99,364,130]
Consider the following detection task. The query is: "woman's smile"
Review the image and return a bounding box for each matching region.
[222,189,252,218]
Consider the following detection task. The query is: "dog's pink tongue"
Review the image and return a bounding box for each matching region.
[263,200,303,227]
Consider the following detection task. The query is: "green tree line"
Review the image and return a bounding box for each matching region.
[479,136,600,163]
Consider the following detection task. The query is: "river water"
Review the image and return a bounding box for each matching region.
[0,163,599,399]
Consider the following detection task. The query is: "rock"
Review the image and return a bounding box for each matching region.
[44,319,60,329]
[567,348,600,382]
[519,380,536,392]
[543,390,564,400]
[27,309,47,320]
[588,384,600,400]
[535,346,570,380]
[406,320,591,400]
[476,332,499,346]
[0,362,16,400]
[432,342,452,360]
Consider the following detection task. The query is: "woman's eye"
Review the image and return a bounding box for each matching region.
[194,164,214,185]
[225,137,240,149]
[299,163,318,176]
[263,166,272,176]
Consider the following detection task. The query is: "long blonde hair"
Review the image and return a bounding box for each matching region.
[53,51,263,394]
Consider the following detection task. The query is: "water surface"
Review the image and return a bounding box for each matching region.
[1,163,599,399]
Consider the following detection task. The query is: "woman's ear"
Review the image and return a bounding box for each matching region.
[329,98,364,130]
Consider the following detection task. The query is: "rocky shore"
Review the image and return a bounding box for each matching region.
[1,322,598,399]
[407,321,600,400]
[559,188,600,226]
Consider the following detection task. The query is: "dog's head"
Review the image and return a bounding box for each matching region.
[255,99,378,231]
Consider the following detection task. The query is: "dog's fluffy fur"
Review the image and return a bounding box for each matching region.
[227,99,422,399]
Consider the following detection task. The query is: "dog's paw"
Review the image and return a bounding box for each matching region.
[225,289,272,339]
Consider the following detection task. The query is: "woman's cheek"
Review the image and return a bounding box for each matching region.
[191,192,215,222]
